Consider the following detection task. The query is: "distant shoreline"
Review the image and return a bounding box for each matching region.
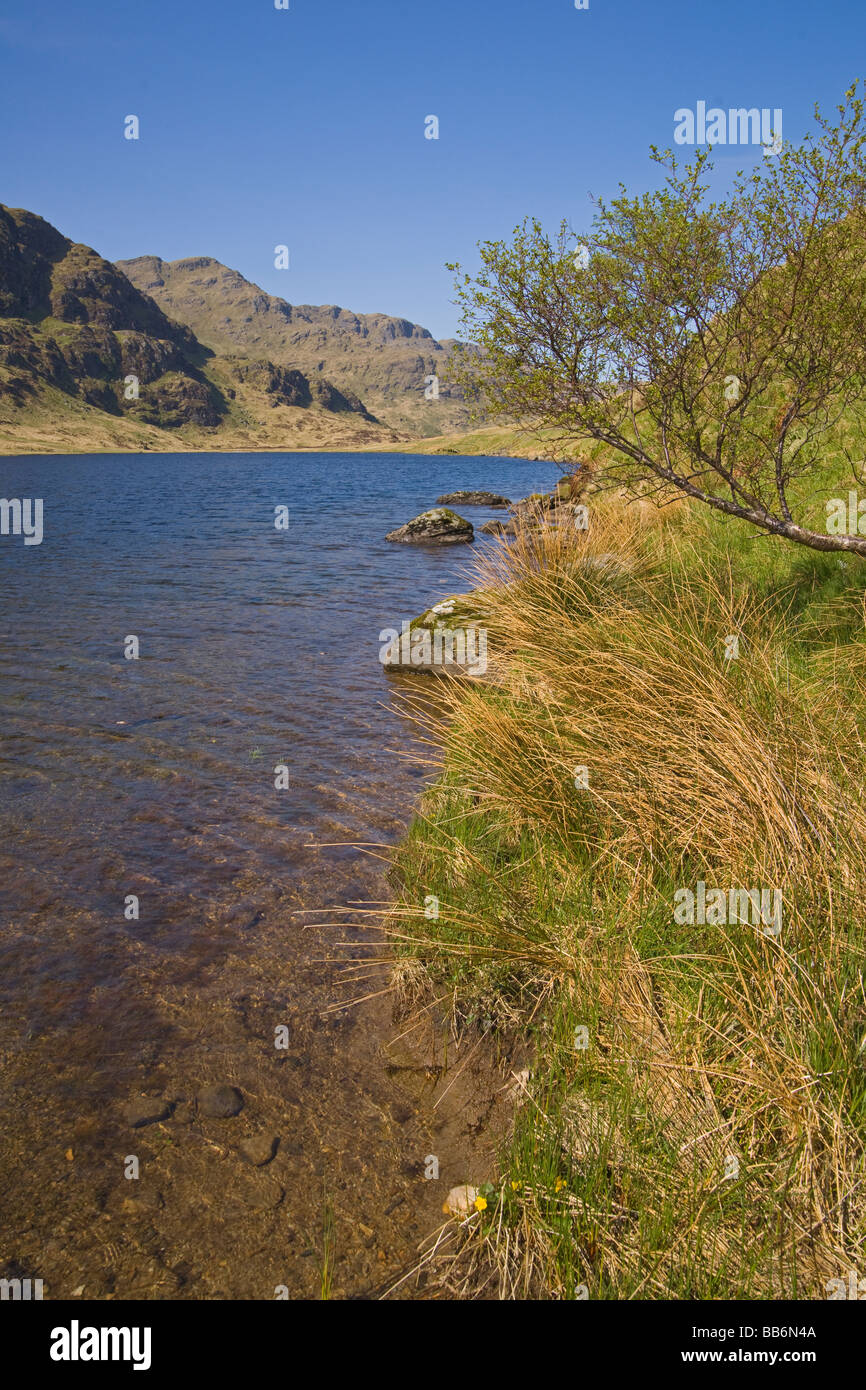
[0,444,541,460]
[0,425,568,464]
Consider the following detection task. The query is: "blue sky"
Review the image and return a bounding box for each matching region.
[1,0,863,338]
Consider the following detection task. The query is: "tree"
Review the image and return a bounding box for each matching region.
[449,83,866,554]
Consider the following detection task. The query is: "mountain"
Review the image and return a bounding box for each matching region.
[0,205,404,454]
[116,255,471,435]
[0,204,221,426]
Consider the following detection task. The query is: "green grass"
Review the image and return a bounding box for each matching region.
[386,487,866,1300]
[378,422,569,457]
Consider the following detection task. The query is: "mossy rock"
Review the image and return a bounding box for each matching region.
[436,490,511,507]
[381,591,491,677]
[385,508,474,545]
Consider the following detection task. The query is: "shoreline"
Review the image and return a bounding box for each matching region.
[384,485,866,1299]
[0,421,574,464]
[0,450,541,1301]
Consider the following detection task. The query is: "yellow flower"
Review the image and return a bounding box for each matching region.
[554,1178,566,1192]
[511,1181,519,1191]
[474,1195,488,1212]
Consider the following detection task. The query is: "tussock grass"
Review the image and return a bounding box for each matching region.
[388,496,866,1299]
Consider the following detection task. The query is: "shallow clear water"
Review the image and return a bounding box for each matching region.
[0,450,557,1296]
[0,450,554,937]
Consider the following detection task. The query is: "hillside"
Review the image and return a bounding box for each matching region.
[0,205,406,455]
[377,423,583,460]
[117,254,471,436]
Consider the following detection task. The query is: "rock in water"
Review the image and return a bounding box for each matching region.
[120,1189,164,1215]
[510,491,559,517]
[197,1083,244,1118]
[124,1097,171,1129]
[222,1173,284,1216]
[385,508,473,545]
[380,594,489,678]
[436,491,511,507]
[239,1134,279,1166]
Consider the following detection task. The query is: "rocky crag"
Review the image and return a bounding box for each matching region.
[0,205,458,454]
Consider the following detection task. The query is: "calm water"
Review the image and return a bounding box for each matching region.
[0,453,554,943]
[0,452,557,1291]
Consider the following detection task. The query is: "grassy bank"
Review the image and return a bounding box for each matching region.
[387,490,866,1299]
[376,422,585,460]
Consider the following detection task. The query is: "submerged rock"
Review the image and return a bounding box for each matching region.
[120,1189,164,1215]
[436,491,511,507]
[124,1097,171,1129]
[222,1173,284,1216]
[239,1134,279,1167]
[480,518,516,536]
[385,508,473,545]
[197,1083,244,1118]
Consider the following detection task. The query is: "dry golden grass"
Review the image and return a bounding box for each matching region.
[386,498,866,1298]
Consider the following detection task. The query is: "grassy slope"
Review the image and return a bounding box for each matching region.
[0,360,406,454]
[0,382,195,454]
[116,255,473,439]
[386,446,866,1299]
[375,422,581,459]
[0,203,412,455]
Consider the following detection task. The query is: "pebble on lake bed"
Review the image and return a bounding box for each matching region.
[124,1097,171,1129]
[197,1083,244,1118]
[239,1134,279,1166]
[443,1184,479,1216]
